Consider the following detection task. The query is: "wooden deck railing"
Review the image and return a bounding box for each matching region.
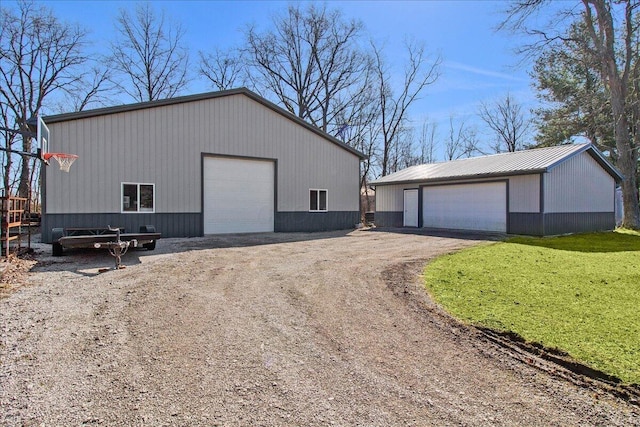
[1,196,28,257]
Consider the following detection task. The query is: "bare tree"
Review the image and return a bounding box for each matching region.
[243,3,370,132]
[199,48,246,91]
[110,3,189,102]
[418,121,438,164]
[478,93,531,153]
[444,116,481,161]
[332,72,381,205]
[387,127,417,173]
[51,65,114,113]
[0,102,17,195]
[502,0,640,228]
[372,39,441,176]
[0,0,93,198]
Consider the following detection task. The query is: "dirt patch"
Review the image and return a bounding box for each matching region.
[0,253,38,299]
[1,229,639,426]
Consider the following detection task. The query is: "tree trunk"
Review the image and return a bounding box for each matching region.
[18,125,32,198]
[586,0,639,228]
[18,157,31,198]
[608,57,639,228]
[3,153,12,196]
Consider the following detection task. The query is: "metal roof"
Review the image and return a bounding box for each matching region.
[43,87,366,160]
[370,143,622,185]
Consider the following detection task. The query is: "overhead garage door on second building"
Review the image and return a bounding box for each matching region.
[203,156,275,234]
[422,182,507,232]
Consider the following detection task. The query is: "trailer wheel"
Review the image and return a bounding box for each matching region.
[143,240,156,251]
[52,242,63,256]
[51,228,65,256]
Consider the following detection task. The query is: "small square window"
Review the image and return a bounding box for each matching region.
[309,189,328,212]
[122,183,155,213]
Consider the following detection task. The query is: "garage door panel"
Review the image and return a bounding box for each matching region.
[204,157,274,234]
[422,182,506,232]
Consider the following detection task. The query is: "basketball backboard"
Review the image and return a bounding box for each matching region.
[36,115,50,161]
[26,114,77,172]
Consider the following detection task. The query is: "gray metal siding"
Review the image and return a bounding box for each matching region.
[545,151,615,213]
[44,93,360,222]
[372,211,403,228]
[275,211,359,232]
[42,211,362,242]
[509,174,540,213]
[543,212,615,235]
[509,213,544,236]
[42,213,201,243]
[508,212,614,236]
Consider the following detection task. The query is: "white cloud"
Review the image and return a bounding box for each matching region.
[444,61,527,83]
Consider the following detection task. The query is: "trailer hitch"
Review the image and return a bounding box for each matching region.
[94,226,133,271]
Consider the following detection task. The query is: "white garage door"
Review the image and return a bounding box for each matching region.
[422,182,507,232]
[203,157,274,234]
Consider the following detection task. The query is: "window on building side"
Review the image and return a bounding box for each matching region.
[309,189,328,212]
[122,183,155,213]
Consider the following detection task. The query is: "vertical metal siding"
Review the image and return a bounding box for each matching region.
[545,152,614,213]
[374,184,406,212]
[543,212,615,234]
[45,94,360,217]
[43,213,202,242]
[508,174,540,212]
[509,213,544,236]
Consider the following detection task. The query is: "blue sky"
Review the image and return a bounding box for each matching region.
[16,0,543,155]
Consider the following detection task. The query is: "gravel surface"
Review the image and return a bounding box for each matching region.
[1,228,639,426]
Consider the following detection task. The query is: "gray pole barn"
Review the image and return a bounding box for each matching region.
[371,144,622,236]
[41,88,365,243]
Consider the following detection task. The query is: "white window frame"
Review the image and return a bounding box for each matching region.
[121,182,155,213]
[309,189,328,212]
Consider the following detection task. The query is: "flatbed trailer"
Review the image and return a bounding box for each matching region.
[51,226,161,269]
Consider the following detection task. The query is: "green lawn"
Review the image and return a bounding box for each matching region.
[423,229,640,384]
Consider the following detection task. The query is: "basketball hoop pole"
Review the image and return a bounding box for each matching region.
[0,146,40,158]
[1,120,42,160]
[0,125,38,158]
[0,126,36,139]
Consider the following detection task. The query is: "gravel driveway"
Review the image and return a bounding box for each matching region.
[1,228,638,426]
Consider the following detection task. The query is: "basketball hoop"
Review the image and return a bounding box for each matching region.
[43,153,78,172]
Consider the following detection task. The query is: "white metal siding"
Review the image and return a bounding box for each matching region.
[203,157,274,234]
[375,184,407,212]
[422,182,507,232]
[545,152,615,213]
[45,94,360,214]
[509,174,540,213]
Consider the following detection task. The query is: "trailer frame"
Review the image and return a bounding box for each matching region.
[51,225,161,270]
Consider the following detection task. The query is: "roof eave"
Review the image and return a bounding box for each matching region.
[587,146,623,182]
[370,169,547,186]
[544,144,623,182]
